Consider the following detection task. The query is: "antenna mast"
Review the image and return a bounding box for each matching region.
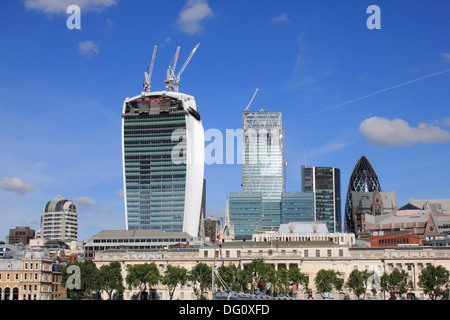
[143,45,157,93]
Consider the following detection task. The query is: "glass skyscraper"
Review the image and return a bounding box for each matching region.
[229,109,304,239]
[301,166,342,233]
[281,192,315,224]
[344,155,381,233]
[121,91,204,237]
[242,110,284,199]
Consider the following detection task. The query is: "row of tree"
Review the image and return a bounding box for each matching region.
[61,259,450,300]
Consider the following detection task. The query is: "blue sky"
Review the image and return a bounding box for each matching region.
[1,0,449,241]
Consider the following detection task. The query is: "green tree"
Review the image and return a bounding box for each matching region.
[275,268,288,294]
[242,258,275,292]
[389,268,409,298]
[236,267,253,292]
[161,265,188,300]
[314,269,343,298]
[380,268,409,299]
[380,272,390,299]
[125,263,160,300]
[189,263,212,299]
[288,267,309,296]
[361,270,374,298]
[418,265,450,300]
[346,269,366,299]
[98,262,124,300]
[61,260,100,300]
[217,264,240,292]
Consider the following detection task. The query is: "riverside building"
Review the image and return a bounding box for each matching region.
[93,242,450,300]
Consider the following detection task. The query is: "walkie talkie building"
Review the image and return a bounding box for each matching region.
[121,91,204,237]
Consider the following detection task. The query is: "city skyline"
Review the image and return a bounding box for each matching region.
[1,1,449,241]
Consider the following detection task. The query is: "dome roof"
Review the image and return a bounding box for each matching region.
[44,195,76,213]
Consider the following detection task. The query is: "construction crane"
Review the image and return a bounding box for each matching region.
[166,46,180,90]
[165,43,200,92]
[244,88,259,111]
[143,45,157,92]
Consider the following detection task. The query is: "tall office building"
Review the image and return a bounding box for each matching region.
[301,166,341,233]
[121,91,204,237]
[281,192,315,224]
[122,44,204,237]
[228,109,286,239]
[344,155,381,234]
[39,195,78,242]
[242,109,285,199]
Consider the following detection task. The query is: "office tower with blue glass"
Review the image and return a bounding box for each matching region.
[229,109,285,239]
[301,165,342,233]
[121,44,204,237]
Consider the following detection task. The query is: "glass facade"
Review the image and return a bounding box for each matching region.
[229,192,315,239]
[344,156,381,233]
[281,192,315,223]
[122,95,188,232]
[301,166,341,233]
[242,110,284,200]
[228,192,262,240]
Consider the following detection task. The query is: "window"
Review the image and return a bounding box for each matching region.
[316,250,320,257]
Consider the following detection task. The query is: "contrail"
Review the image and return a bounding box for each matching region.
[304,68,450,117]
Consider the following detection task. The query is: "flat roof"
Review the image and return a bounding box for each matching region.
[220,240,338,248]
[89,230,191,239]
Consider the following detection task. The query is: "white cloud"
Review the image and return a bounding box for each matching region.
[24,0,117,15]
[441,52,450,62]
[177,0,213,35]
[116,189,124,198]
[442,118,450,127]
[0,177,35,195]
[78,40,99,57]
[307,140,350,160]
[73,196,97,209]
[359,117,450,147]
[272,14,291,23]
[99,207,114,213]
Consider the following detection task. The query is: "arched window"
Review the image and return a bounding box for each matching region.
[4,287,10,300]
[375,205,381,215]
[12,287,19,300]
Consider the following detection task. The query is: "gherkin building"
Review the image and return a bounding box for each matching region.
[344,156,381,233]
